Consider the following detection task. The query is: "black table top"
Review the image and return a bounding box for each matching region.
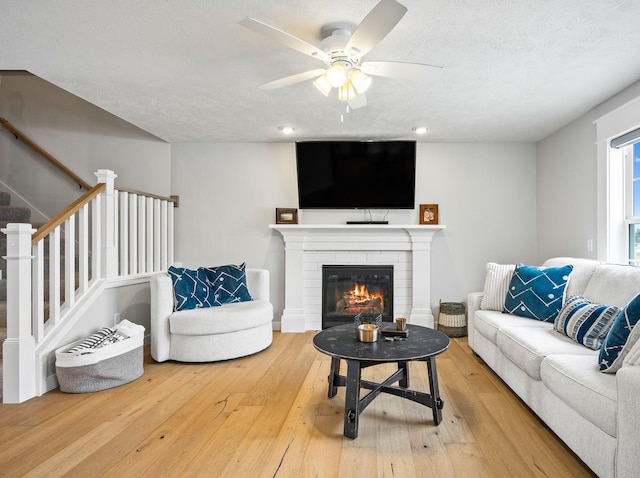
[313,323,450,362]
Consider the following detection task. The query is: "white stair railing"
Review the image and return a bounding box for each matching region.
[2,169,175,403]
[116,190,174,275]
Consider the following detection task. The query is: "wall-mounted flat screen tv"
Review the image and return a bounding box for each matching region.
[296,141,416,209]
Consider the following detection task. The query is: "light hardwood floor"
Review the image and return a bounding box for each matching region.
[0,332,596,477]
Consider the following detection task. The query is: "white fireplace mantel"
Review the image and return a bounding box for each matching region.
[269,224,445,332]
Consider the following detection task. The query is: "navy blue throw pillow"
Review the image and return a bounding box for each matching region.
[202,263,252,306]
[503,264,573,322]
[599,293,640,373]
[168,266,214,311]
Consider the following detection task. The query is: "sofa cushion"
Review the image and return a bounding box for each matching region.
[474,309,551,345]
[554,295,620,350]
[170,299,273,336]
[504,264,573,322]
[542,257,601,299]
[480,262,516,311]
[202,263,252,306]
[496,326,596,380]
[583,264,640,308]
[541,355,617,437]
[168,266,215,311]
[599,292,640,373]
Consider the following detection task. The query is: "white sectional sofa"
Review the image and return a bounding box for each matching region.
[468,257,640,478]
[150,268,273,362]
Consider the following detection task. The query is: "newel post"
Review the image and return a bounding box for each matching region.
[2,223,36,403]
[95,169,118,278]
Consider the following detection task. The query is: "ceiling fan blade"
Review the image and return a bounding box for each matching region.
[361,61,443,80]
[239,18,330,62]
[345,0,408,60]
[348,94,367,110]
[259,69,326,90]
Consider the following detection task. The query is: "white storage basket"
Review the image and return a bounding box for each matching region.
[55,320,145,393]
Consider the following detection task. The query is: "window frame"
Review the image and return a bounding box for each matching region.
[625,143,640,265]
[595,94,640,265]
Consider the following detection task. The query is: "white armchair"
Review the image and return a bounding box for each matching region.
[150,268,274,362]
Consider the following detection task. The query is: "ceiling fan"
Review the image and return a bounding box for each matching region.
[239,0,442,109]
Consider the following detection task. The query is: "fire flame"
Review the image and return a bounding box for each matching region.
[348,282,384,308]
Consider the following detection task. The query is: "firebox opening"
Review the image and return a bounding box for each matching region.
[322,265,394,329]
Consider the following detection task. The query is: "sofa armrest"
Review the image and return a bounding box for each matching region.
[467,292,484,350]
[616,364,640,477]
[246,268,270,302]
[150,272,173,362]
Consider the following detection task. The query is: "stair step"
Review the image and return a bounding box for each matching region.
[0,235,66,247]
[0,206,31,223]
[0,258,63,275]
[0,302,51,329]
[0,277,82,302]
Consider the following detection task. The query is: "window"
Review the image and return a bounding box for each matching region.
[627,142,640,265]
[595,94,640,265]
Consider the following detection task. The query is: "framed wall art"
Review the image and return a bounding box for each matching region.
[419,204,439,225]
[276,208,298,224]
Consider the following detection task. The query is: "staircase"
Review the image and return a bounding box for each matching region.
[1,118,176,403]
[0,175,176,404]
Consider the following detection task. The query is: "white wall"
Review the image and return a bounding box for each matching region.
[0,74,541,326]
[0,74,171,219]
[537,79,640,261]
[171,142,537,321]
[418,143,537,308]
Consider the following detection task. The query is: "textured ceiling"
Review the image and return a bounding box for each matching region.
[2,0,640,143]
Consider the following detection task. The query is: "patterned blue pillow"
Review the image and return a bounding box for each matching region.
[168,266,214,311]
[503,264,573,322]
[202,263,252,306]
[599,293,640,373]
[554,295,620,350]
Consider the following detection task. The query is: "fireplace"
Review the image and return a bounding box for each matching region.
[270,224,444,331]
[322,265,394,329]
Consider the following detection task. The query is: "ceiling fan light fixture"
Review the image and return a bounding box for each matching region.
[349,69,372,94]
[326,63,349,88]
[313,73,332,97]
[241,1,444,114]
[338,81,357,101]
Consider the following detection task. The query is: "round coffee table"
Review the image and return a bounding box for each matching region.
[313,323,450,439]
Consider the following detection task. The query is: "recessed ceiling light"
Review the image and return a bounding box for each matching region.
[412,126,428,135]
[279,126,295,134]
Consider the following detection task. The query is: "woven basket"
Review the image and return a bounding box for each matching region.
[437,300,467,337]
